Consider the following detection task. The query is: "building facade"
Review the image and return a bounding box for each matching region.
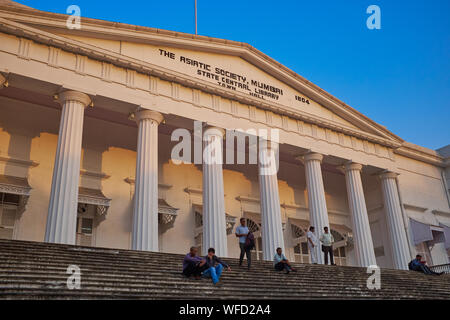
[0,1,449,270]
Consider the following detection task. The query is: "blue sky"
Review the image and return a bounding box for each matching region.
[17,0,450,150]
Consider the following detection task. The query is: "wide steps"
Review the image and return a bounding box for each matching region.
[0,239,449,299]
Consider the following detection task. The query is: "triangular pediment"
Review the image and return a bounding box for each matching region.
[52,32,363,132]
[0,2,403,145]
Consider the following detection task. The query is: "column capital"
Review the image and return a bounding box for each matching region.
[57,90,91,107]
[135,109,164,124]
[344,162,363,172]
[203,125,225,138]
[378,171,399,180]
[302,152,323,163]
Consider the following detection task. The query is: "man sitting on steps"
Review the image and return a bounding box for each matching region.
[203,248,231,285]
[182,246,206,280]
[408,254,444,275]
[273,247,296,274]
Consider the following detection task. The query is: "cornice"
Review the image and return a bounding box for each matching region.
[395,143,445,167]
[0,12,404,148]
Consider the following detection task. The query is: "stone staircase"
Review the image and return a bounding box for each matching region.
[0,239,449,299]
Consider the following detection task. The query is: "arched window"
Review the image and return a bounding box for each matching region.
[76,203,96,247]
[193,209,237,255]
[330,229,347,266]
[291,224,309,263]
[246,218,260,234]
[291,224,305,239]
[0,192,20,240]
[290,224,349,265]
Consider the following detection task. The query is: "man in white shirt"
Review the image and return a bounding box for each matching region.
[319,226,335,265]
[307,226,318,264]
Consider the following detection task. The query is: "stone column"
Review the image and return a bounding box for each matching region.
[202,126,228,257]
[131,110,163,251]
[379,171,410,270]
[45,90,91,244]
[258,140,284,261]
[344,162,377,267]
[302,152,330,264]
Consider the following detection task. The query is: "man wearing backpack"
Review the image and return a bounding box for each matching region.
[235,218,252,270]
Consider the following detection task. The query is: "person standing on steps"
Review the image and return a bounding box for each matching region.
[319,226,335,265]
[182,246,206,280]
[273,247,296,274]
[203,247,231,285]
[307,226,318,264]
[235,218,251,270]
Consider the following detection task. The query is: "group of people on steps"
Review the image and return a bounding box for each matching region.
[183,218,445,285]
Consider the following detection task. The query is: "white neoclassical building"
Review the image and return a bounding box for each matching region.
[0,1,449,270]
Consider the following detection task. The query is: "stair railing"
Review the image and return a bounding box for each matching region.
[429,263,450,274]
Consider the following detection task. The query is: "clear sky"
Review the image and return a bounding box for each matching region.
[16,0,450,150]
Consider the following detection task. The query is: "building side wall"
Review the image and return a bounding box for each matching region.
[395,154,450,265]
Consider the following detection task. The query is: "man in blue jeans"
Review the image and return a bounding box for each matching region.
[273,247,296,274]
[203,248,231,285]
[409,254,443,275]
[235,218,251,270]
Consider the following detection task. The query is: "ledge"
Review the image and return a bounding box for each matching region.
[403,203,428,212]
[0,155,39,168]
[236,195,260,203]
[431,209,450,217]
[80,169,110,180]
[124,177,173,190]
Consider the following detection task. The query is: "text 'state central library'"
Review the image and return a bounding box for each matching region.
[0,0,449,271]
